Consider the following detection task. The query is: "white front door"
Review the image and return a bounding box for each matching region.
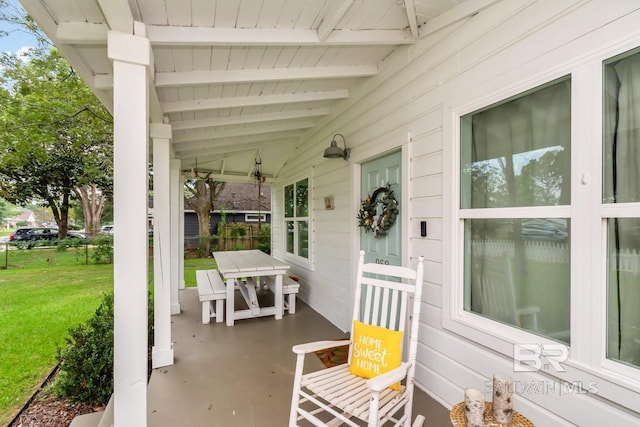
[360,150,402,266]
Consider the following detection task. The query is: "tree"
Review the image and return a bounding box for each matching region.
[0,197,11,223]
[0,47,113,238]
[184,174,225,256]
[74,184,109,236]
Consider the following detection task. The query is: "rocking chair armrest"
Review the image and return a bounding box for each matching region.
[366,362,410,392]
[292,339,351,355]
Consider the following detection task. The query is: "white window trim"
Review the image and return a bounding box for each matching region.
[281,175,312,269]
[442,37,640,411]
[245,213,267,223]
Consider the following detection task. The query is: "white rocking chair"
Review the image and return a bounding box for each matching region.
[289,251,426,427]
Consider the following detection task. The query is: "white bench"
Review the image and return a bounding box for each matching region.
[262,275,300,314]
[196,269,227,324]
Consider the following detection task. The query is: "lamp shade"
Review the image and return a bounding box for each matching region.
[323,140,345,158]
[323,134,350,160]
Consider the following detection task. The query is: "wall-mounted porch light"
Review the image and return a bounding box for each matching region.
[323,134,350,160]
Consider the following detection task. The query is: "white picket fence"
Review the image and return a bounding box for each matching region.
[471,240,640,274]
[471,240,570,264]
[612,249,640,273]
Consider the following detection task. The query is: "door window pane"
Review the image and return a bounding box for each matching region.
[461,78,571,209]
[464,218,570,342]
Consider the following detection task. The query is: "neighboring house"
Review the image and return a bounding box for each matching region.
[4,208,37,229]
[26,1,640,426]
[184,182,271,247]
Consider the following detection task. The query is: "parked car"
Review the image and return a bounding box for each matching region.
[25,228,59,247]
[9,227,87,248]
[101,225,114,235]
[8,227,37,245]
[66,230,87,239]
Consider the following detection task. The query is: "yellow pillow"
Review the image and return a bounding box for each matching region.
[349,320,403,390]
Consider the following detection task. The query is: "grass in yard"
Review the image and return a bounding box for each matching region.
[183,257,218,287]
[0,248,112,426]
[0,247,216,424]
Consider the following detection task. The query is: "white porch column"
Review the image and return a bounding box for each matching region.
[151,123,174,368]
[108,27,151,427]
[179,173,186,289]
[170,159,182,312]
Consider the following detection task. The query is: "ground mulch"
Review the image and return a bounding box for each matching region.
[9,369,103,427]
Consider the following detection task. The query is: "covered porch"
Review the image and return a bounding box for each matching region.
[145,288,450,426]
[18,0,640,425]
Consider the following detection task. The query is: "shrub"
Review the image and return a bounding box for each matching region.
[197,235,217,258]
[91,235,113,264]
[54,292,114,404]
[54,291,154,404]
[56,237,83,252]
[257,224,271,254]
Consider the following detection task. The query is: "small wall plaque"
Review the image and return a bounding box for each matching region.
[324,196,334,210]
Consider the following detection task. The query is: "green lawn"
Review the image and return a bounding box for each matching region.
[0,246,216,425]
[183,257,218,287]
[0,248,112,425]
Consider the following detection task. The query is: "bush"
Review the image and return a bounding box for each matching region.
[258,224,271,254]
[197,235,217,258]
[54,292,114,404]
[56,237,83,251]
[91,235,113,264]
[54,291,154,404]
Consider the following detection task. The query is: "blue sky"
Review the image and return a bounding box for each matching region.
[0,0,40,54]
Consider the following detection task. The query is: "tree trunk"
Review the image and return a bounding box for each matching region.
[185,179,213,255]
[74,184,106,237]
[48,191,69,238]
[184,178,225,257]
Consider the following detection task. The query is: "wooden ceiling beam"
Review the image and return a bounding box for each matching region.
[54,23,415,46]
[403,0,419,39]
[94,66,376,89]
[174,130,304,154]
[317,0,354,41]
[147,25,414,46]
[161,90,349,114]
[156,65,377,87]
[177,138,298,163]
[171,108,329,131]
[172,120,316,144]
[97,0,134,34]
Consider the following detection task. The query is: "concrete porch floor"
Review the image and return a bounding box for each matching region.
[146,288,451,426]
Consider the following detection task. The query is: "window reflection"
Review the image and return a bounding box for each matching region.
[461,78,571,209]
[464,218,570,343]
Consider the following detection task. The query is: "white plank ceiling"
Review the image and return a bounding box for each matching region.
[19,0,472,182]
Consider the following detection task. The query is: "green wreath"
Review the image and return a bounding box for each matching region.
[357,184,398,237]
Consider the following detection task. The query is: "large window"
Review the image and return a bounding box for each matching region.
[284,178,309,259]
[603,48,640,369]
[460,78,572,343]
[448,38,640,411]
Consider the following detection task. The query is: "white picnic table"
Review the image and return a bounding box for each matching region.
[212,250,290,326]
